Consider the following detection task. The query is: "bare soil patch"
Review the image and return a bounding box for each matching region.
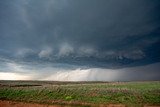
[1,100,160,107]
[0,100,64,107]
[0,101,126,107]
[107,104,125,107]
[144,105,160,107]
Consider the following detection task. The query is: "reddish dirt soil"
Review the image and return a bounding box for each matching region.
[0,100,64,107]
[107,104,125,107]
[0,100,160,107]
[144,106,160,107]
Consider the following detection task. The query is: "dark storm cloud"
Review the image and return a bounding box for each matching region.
[0,0,160,68]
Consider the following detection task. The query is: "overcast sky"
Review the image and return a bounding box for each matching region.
[0,0,160,81]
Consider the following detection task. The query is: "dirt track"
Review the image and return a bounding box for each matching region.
[0,100,64,107]
[0,100,126,107]
[0,100,160,107]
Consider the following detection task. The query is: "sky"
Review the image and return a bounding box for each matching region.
[0,0,160,81]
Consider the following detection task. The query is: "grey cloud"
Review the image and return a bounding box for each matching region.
[0,0,160,73]
[58,43,74,57]
[38,47,53,59]
[78,46,98,57]
[15,48,35,58]
[0,62,159,81]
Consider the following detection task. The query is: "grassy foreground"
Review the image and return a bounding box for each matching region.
[0,81,160,107]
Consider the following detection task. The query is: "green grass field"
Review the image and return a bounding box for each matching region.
[0,81,160,107]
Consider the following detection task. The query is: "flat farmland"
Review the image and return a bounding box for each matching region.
[0,81,160,107]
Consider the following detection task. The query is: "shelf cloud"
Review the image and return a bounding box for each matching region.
[0,0,160,81]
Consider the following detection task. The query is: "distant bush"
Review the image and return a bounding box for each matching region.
[65,96,73,101]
